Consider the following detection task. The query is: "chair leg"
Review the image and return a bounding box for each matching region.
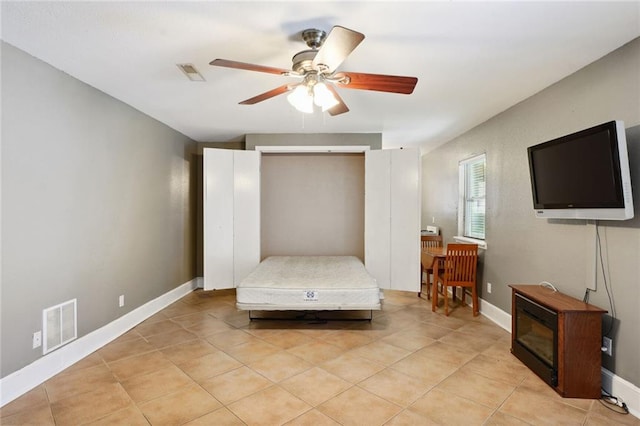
[432,279,438,312]
[472,286,479,316]
[444,283,450,316]
[426,272,431,300]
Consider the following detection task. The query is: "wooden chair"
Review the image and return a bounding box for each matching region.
[437,243,479,316]
[420,235,443,299]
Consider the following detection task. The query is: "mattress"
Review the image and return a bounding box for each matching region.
[236,256,381,311]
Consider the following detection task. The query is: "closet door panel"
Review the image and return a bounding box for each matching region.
[233,151,261,285]
[203,148,234,290]
[365,150,391,289]
[390,148,421,292]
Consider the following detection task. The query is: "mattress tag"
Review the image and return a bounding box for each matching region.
[303,290,318,301]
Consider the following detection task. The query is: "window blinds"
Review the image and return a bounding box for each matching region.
[464,155,486,239]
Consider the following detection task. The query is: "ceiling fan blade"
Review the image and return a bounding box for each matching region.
[312,26,365,72]
[210,59,291,76]
[238,83,298,105]
[334,72,418,94]
[325,85,349,116]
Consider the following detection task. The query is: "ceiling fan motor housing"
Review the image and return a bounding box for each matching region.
[292,29,330,74]
[291,50,318,74]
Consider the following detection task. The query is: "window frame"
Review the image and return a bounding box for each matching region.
[456,153,487,249]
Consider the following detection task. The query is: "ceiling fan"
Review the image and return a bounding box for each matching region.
[209,26,418,116]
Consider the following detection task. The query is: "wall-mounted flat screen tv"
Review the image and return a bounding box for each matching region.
[527,120,634,220]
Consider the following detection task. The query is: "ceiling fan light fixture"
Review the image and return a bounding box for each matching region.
[313,82,339,111]
[287,85,314,113]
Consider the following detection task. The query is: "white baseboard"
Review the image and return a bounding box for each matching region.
[601,367,640,418]
[478,296,639,418]
[479,296,512,332]
[0,278,198,407]
[451,292,511,333]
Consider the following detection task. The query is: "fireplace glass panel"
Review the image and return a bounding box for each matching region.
[513,294,558,387]
[516,310,554,366]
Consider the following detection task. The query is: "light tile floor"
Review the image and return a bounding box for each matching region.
[1,289,637,425]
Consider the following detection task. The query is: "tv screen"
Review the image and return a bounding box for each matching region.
[527,120,634,220]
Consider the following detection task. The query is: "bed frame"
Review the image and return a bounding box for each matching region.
[246,310,374,322]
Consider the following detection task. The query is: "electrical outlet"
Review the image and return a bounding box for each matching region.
[119,295,125,308]
[602,337,613,356]
[487,282,492,294]
[33,331,42,349]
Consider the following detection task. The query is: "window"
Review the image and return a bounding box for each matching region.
[458,154,486,242]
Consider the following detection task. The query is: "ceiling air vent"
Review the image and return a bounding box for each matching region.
[177,63,205,82]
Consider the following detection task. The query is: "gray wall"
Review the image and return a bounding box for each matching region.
[422,38,640,386]
[261,153,365,260]
[1,43,197,378]
[245,133,381,263]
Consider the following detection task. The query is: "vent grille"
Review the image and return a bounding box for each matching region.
[177,63,206,82]
[42,299,77,354]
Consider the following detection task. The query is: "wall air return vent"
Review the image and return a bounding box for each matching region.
[42,299,77,354]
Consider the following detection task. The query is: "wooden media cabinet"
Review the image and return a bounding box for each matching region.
[510,284,607,399]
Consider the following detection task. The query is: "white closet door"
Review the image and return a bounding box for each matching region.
[365,150,391,289]
[365,148,420,292]
[390,148,420,292]
[233,151,261,285]
[203,148,234,290]
[203,149,261,290]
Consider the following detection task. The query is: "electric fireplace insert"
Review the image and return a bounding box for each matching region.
[512,293,558,387]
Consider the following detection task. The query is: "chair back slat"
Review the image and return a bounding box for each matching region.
[421,235,443,250]
[443,244,478,285]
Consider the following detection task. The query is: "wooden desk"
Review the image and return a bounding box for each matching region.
[421,246,446,312]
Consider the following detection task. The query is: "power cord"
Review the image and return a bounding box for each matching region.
[592,224,626,415]
[596,222,616,337]
[539,281,558,292]
[600,388,629,415]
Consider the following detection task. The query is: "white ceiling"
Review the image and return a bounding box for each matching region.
[2,2,639,152]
